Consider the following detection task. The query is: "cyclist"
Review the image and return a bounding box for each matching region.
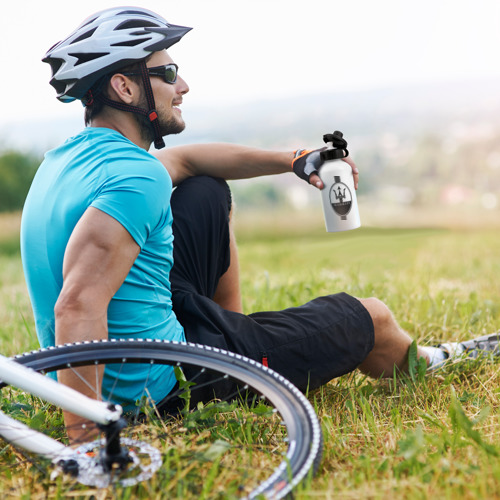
[21,7,498,440]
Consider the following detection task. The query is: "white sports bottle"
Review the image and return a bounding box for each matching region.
[318,131,361,232]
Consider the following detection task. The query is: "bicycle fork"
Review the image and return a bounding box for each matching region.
[98,416,133,471]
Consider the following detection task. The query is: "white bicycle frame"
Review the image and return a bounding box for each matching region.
[0,353,122,464]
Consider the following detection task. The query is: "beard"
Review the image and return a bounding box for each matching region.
[134,94,186,145]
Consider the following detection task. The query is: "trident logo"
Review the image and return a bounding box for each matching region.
[332,186,347,204]
[329,176,352,220]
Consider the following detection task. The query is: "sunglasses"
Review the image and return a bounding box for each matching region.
[121,63,179,84]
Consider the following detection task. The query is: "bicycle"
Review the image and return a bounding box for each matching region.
[0,339,322,498]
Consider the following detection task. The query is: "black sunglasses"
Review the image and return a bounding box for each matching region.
[121,63,179,84]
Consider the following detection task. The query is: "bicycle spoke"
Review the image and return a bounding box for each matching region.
[62,364,101,400]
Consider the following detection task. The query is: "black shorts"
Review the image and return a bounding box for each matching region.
[168,176,374,399]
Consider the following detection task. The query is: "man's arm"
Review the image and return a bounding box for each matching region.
[154,143,358,190]
[54,207,140,442]
[154,143,294,186]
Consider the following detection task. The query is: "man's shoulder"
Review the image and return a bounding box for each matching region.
[81,128,151,158]
[76,128,168,177]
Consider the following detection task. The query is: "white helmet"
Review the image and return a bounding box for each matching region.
[43,7,192,103]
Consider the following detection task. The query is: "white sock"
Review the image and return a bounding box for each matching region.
[420,346,447,367]
[421,342,466,368]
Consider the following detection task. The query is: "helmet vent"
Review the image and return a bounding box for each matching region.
[44,57,64,77]
[70,28,98,45]
[115,20,161,30]
[69,52,110,66]
[111,38,151,47]
[52,79,73,95]
[118,9,159,19]
[80,16,98,29]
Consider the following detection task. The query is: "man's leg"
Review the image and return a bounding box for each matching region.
[356,297,429,377]
[212,206,243,313]
[170,177,417,385]
[356,297,500,375]
[171,177,495,388]
[170,177,372,392]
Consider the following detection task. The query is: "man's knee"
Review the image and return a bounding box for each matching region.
[173,176,232,215]
[357,297,413,376]
[358,297,394,332]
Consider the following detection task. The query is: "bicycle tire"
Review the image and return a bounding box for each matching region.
[8,339,322,499]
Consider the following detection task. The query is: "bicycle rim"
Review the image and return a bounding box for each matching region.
[7,339,322,499]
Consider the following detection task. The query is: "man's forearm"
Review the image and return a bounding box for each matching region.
[155,143,295,185]
[55,313,108,443]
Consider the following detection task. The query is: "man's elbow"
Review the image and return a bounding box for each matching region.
[55,288,84,320]
[54,288,107,345]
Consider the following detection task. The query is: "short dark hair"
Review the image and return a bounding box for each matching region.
[84,55,153,125]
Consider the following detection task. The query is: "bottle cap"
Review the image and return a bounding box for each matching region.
[320,131,349,161]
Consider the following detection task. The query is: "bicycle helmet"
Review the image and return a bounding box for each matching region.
[43,6,192,149]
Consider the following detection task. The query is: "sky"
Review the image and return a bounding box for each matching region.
[1,0,500,127]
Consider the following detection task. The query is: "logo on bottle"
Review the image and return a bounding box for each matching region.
[329,175,352,220]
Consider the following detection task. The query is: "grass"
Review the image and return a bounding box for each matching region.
[1,210,500,498]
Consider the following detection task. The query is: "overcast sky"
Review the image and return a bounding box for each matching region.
[1,0,500,127]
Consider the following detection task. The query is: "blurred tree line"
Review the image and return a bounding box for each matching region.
[1,125,499,214]
[0,150,41,212]
[379,128,500,207]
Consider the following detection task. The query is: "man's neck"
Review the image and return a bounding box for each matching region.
[90,114,151,150]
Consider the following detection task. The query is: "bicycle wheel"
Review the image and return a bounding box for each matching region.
[4,339,322,499]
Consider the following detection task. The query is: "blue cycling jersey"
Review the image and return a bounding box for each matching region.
[21,127,185,408]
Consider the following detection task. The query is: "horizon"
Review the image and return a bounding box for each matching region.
[1,75,498,153]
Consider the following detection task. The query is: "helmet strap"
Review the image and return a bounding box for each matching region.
[94,60,166,149]
[137,60,165,149]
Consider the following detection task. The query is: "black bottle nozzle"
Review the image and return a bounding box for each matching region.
[320,131,349,161]
[323,131,344,144]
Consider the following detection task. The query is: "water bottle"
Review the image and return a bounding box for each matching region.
[318,131,361,232]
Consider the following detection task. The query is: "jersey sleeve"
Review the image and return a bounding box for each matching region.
[90,158,171,248]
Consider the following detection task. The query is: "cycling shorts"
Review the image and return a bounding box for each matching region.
[163,176,374,405]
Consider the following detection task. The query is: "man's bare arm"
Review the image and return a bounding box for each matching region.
[154,144,294,186]
[154,143,358,190]
[54,207,140,442]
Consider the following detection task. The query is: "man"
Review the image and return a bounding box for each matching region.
[21,7,498,439]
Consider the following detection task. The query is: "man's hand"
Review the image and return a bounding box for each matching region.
[292,148,325,186]
[292,148,359,190]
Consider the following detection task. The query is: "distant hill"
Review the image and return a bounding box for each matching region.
[2,77,499,153]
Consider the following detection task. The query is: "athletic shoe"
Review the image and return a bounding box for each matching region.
[458,332,500,359]
[438,332,500,361]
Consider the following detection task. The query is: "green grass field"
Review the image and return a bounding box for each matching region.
[1,211,500,498]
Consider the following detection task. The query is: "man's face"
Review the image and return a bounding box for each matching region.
[149,50,189,136]
[132,50,189,140]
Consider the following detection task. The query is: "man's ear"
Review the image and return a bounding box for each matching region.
[107,74,137,104]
